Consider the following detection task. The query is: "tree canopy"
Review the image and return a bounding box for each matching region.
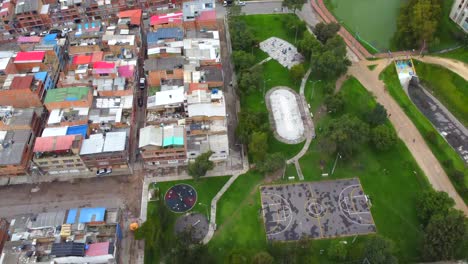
[325,114,369,156]
[416,189,455,226]
[249,131,269,163]
[324,93,344,115]
[311,35,350,79]
[393,0,442,49]
[422,209,467,261]
[290,64,305,83]
[281,0,306,12]
[257,152,286,174]
[313,22,341,44]
[364,236,398,264]
[366,103,388,127]
[232,50,256,71]
[252,251,274,264]
[371,125,397,151]
[188,151,214,180]
[236,110,269,144]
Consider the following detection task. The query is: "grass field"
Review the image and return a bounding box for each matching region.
[437,46,468,64]
[324,0,403,52]
[413,60,468,126]
[206,78,430,262]
[380,65,468,202]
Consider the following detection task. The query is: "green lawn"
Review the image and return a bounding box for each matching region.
[413,60,468,126]
[324,0,404,52]
[436,46,468,64]
[380,65,468,202]
[240,14,299,45]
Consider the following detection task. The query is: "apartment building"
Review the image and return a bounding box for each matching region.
[139,125,187,168]
[80,131,130,173]
[144,57,185,87]
[0,129,35,177]
[451,0,468,32]
[0,74,46,108]
[0,218,8,254]
[32,134,87,176]
[0,0,17,41]
[43,86,92,111]
[14,0,50,32]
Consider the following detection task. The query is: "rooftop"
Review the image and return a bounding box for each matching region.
[147,28,184,44]
[33,135,81,153]
[139,125,185,148]
[144,57,185,71]
[14,51,45,63]
[47,108,89,126]
[118,9,142,26]
[147,87,185,108]
[0,107,37,127]
[41,125,88,139]
[44,87,90,104]
[150,12,183,26]
[80,132,127,155]
[0,129,31,166]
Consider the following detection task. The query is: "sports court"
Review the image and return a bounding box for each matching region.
[260,178,376,241]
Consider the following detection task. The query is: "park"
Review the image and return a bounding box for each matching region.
[138,2,468,263]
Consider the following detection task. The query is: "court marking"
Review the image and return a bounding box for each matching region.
[338,185,374,226]
[262,192,294,236]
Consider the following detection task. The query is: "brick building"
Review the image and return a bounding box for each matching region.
[14,0,50,32]
[43,86,92,111]
[144,57,185,87]
[0,75,46,108]
[0,218,8,254]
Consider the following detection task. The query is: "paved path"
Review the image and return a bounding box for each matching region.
[348,61,468,215]
[287,68,314,181]
[417,56,468,81]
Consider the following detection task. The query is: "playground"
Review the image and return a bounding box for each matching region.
[164,184,197,213]
[325,0,403,51]
[260,178,376,241]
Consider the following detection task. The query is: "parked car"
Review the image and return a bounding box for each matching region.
[96,167,112,176]
[223,0,233,6]
[138,97,144,107]
[236,1,246,6]
[139,77,146,90]
[49,29,61,34]
[39,31,49,36]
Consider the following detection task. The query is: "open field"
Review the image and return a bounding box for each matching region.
[324,0,403,52]
[413,60,468,126]
[436,46,468,65]
[380,65,468,201]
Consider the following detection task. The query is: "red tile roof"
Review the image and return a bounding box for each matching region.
[85,242,110,257]
[118,9,142,26]
[93,61,115,69]
[197,10,216,21]
[188,83,209,94]
[73,55,92,65]
[11,76,34,90]
[33,135,78,152]
[150,12,183,26]
[14,51,46,63]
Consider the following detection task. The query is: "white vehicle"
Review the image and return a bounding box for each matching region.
[96,167,112,176]
[39,31,49,36]
[236,1,246,6]
[139,77,146,90]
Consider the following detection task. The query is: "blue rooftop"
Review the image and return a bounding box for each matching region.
[42,34,58,45]
[34,72,47,82]
[147,28,184,44]
[66,209,78,224]
[78,208,106,223]
[66,125,88,138]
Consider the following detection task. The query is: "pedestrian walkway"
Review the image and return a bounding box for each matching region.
[286,68,314,180]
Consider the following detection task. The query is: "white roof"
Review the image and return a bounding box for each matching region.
[148,87,185,108]
[41,126,68,137]
[208,134,229,152]
[139,126,163,148]
[187,102,226,117]
[103,131,126,152]
[80,134,104,155]
[0,58,10,71]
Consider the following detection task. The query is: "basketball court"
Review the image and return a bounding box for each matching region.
[260,178,376,241]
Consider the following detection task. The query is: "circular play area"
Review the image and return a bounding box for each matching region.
[266,87,305,144]
[174,213,209,243]
[164,184,197,213]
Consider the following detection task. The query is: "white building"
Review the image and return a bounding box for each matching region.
[450,0,468,32]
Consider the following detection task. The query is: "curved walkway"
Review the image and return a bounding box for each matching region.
[348,61,468,215]
[287,68,314,180]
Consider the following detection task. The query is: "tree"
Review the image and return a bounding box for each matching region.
[249,132,269,163]
[393,0,442,49]
[252,251,274,264]
[416,189,455,226]
[371,125,397,151]
[422,209,467,261]
[188,151,214,180]
[257,152,285,174]
[366,103,388,127]
[324,94,344,114]
[229,19,257,51]
[238,66,263,95]
[325,114,370,156]
[327,240,347,261]
[311,36,350,80]
[281,0,306,12]
[290,64,305,83]
[232,51,256,71]
[313,22,341,44]
[236,110,269,143]
[364,236,398,264]
[284,18,306,41]
[297,31,322,59]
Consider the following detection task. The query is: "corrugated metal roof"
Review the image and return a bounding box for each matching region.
[147,28,184,44]
[33,135,78,152]
[103,131,126,152]
[78,207,106,223]
[150,12,183,25]
[14,51,45,63]
[85,242,110,257]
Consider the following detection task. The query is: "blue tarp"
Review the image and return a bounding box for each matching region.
[78,208,106,223]
[66,209,78,224]
[34,72,47,82]
[43,34,57,45]
[66,125,88,138]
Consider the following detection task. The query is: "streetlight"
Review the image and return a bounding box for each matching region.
[199,202,209,221]
[263,78,271,103]
[309,80,321,100]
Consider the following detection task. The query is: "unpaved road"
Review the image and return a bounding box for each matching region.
[348,61,468,215]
